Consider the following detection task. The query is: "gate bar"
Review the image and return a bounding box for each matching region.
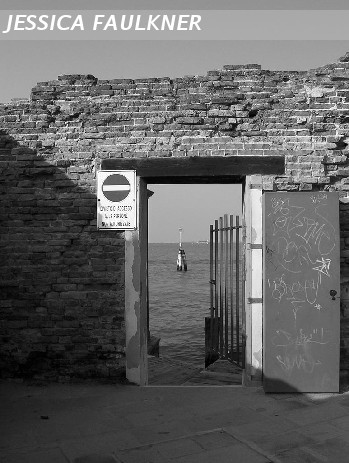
[241,217,246,368]
[224,214,229,358]
[236,215,240,364]
[219,216,224,358]
[230,214,234,363]
[209,224,214,350]
[214,220,219,353]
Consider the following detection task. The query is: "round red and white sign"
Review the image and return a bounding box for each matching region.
[102,174,131,202]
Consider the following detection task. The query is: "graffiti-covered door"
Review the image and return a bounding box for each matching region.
[263,192,340,392]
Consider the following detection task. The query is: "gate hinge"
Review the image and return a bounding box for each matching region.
[249,243,263,249]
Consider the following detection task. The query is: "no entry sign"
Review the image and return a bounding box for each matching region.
[97,170,137,230]
[102,174,131,202]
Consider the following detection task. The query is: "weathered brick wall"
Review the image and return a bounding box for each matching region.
[2,53,349,381]
[0,123,125,381]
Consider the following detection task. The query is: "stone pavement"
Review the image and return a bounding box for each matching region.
[148,357,242,386]
[2,381,349,462]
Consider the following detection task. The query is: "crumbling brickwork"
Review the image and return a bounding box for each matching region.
[2,53,349,381]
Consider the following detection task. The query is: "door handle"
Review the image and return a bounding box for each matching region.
[330,290,340,300]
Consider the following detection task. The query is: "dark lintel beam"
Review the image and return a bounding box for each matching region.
[101,156,284,178]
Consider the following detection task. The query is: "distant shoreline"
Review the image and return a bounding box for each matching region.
[148,241,208,245]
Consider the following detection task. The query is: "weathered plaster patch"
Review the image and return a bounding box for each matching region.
[125,232,141,370]
[252,348,262,376]
[127,332,140,369]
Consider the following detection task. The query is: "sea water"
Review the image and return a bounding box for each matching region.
[148,242,210,367]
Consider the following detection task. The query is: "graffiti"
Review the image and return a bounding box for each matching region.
[276,354,321,375]
[312,257,331,284]
[265,194,339,385]
[267,195,335,319]
[269,197,305,238]
[272,237,314,274]
[272,328,328,347]
[273,328,329,375]
[268,271,330,319]
[310,193,328,204]
[268,274,305,308]
[295,212,335,256]
[268,196,335,255]
[270,197,291,216]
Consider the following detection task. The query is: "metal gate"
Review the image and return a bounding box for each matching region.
[206,214,246,368]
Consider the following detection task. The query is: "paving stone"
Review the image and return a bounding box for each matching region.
[329,415,349,431]
[252,430,316,455]
[224,415,296,441]
[277,398,310,411]
[60,431,141,461]
[185,406,265,433]
[172,443,270,463]
[298,422,343,442]
[148,357,242,386]
[116,445,171,463]
[0,447,68,463]
[0,430,37,451]
[255,397,311,417]
[124,407,193,428]
[285,403,348,426]
[338,395,349,407]
[274,446,328,462]
[156,438,203,458]
[307,437,349,461]
[191,430,240,450]
[277,437,349,463]
[73,454,118,463]
[127,420,193,445]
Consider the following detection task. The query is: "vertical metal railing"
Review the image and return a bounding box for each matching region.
[208,214,245,368]
[214,220,219,352]
[209,224,214,352]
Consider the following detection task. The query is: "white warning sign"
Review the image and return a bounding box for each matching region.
[97,170,137,230]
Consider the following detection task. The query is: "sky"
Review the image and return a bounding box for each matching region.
[1,1,349,242]
[148,184,242,243]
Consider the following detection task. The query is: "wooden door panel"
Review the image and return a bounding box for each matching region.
[263,192,340,392]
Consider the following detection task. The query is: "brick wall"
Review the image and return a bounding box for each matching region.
[0,128,125,381]
[2,53,349,381]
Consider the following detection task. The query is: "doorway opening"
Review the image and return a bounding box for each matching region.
[101,153,285,386]
[147,183,244,386]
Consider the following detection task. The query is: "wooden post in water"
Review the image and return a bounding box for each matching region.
[176,227,187,271]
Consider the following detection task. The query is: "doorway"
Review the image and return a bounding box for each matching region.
[101,154,285,386]
[147,183,243,385]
